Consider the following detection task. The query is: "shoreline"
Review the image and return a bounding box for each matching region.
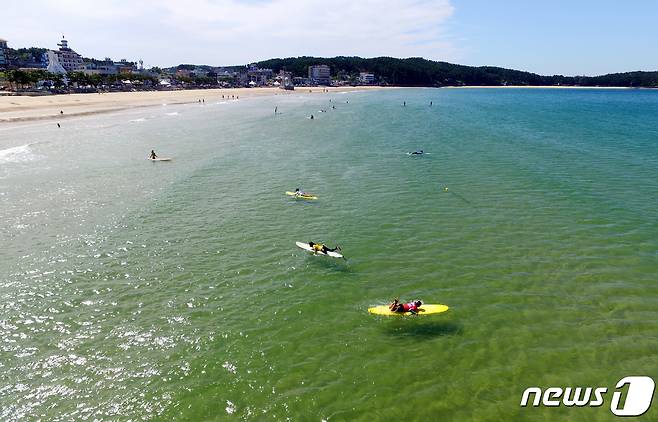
[0,86,389,124]
[1,84,648,123]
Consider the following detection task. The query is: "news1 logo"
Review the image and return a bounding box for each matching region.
[520,376,655,416]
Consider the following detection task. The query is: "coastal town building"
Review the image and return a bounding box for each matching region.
[0,39,8,68]
[82,61,118,76]
[278,70,294,90]
[308,64,331,85]
[246,65,273,86]
[215,67,239,86]
[359,72,375,84]
[115,59,136,74]
[43,36,83,74]
[81,58,139,76]
[54,37,83,72]
[294,76,311,86]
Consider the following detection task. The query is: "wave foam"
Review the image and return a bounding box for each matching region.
[0,145,38,164]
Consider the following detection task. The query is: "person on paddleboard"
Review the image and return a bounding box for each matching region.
[389,299,423,314]
[294,188,316,197]
[308,242,340,255]
[149,150,157,159]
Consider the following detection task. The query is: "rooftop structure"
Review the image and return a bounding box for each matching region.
[308,64,331,85]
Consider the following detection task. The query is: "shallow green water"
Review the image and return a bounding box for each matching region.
[0,88,656,421]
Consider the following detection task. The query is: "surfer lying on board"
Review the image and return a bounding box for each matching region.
[294,188,317,197]
[308,242,341,255]
[410,150,424,155]
[389,299,423,314]
[149,150,157,159]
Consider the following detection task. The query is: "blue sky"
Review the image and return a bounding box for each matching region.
[450,0,658,75]
[2,0,657,75]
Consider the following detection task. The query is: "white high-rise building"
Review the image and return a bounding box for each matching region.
[308,64,331,85]
[47,36,83,73]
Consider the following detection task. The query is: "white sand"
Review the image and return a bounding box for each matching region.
[0,86,388,123]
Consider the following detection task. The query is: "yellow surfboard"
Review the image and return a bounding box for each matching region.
[285,191,318,200]
[368,304,449,316]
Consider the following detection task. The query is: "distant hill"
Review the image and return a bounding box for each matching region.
[255,56,658,87]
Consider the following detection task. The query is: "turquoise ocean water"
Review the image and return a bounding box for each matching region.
[0,88,656,421]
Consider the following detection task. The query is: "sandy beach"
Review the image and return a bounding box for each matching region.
[0,86,387,123]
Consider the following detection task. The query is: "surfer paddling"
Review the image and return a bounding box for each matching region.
[308,242,341,255]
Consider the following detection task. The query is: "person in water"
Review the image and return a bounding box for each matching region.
[410,150,424,155]
[389,299,423,314]
[149,150,157,159]
[308,242,341,255]
[310,114,314,119]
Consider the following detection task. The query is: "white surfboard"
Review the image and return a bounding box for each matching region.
[295,241,343,258]
[147,157,172,161]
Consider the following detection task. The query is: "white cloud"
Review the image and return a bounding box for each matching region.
[2,0,457,66]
